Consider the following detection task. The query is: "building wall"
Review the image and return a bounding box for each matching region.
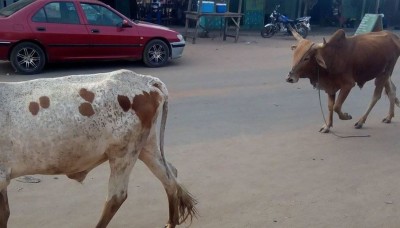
[0,0,16,9]
[383,0,400,26]
[342,0,360,19]
[115,0,131,18]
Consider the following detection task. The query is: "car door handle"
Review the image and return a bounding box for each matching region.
[91,29,100,33]
[36,27,46,31]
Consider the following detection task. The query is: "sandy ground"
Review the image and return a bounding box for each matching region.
[2,28,400,228]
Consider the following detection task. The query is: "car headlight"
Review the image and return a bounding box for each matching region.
[177,34,185,42]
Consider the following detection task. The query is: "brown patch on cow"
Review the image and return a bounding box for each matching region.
[39,96,50,109]
[79,102,95,117]
[131,91,160,129]
[29,102,40,116]
[117,95,131,112]
[79,88,95,103]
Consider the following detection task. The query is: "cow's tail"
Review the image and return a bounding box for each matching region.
[154,80,198,225]
[159,97,169,178]
[154,80,171,179]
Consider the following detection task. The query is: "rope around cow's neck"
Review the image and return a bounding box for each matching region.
[316,67,371,138]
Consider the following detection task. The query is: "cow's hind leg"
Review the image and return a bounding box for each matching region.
[355,77,387,129]
[96,152,138,228]
[383,78,400,123]
[139,134,197,228]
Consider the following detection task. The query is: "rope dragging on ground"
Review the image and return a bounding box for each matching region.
[316,67,370,138]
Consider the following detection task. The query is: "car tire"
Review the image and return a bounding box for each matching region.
[10,42,46,75]
[143,39,170,67]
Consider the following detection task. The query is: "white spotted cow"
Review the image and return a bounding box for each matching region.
[0,69,197,228]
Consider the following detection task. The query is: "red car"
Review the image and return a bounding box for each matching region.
[0,0,185,74]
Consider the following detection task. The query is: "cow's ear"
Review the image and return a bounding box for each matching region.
[291,44,297,50]
[315,50,328,69]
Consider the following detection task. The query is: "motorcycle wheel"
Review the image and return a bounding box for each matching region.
[296,24,308,39]
[261,25,275,38]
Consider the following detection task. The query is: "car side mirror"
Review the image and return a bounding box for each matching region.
[119,19,132,28]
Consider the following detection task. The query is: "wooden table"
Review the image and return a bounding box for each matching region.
[184,11,243,44]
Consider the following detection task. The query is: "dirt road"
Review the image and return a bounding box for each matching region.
[2,29,400,228]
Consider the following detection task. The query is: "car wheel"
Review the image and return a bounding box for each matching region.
[10,42,46,75]
[143,39,170,67]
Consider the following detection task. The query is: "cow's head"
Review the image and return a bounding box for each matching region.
[287,27,346,83]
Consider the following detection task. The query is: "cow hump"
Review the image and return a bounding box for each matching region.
[328,29,346,45]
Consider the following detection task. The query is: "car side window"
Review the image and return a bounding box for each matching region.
[32,2,80,24]
[81,3,123,26]
[32,8,46,22]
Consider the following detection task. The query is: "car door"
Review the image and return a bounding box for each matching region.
[79,2,141,59]
[29,1,91,61]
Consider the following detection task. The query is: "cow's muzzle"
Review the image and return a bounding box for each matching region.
[286,71,298,83]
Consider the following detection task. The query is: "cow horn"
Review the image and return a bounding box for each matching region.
[323,38,327,44]
[288,24,303,41]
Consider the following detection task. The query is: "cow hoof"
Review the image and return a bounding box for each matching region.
[319,127,330,133]
[354,122,363,129]
[343,113,352,120]
[382,118,391,124]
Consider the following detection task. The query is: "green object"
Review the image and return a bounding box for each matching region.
[355,14,383,35]
[242,0,264,29]
[199,16,224,30]
[245,0,263,11]
[243,10,264,29]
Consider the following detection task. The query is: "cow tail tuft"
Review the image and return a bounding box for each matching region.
[177,184,198,225]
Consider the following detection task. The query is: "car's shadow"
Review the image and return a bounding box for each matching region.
[0,59,148,79]
[44,60,147,76]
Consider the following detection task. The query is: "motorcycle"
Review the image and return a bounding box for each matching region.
[261,5,311,39]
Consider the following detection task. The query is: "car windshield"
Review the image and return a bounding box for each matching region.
[0,0,35,17]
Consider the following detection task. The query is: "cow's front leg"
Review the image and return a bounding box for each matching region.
[0,166,10,228]
[96,152,138,228]
[334,87,353,120]
[320,94,335,133]
[0,189,9,228]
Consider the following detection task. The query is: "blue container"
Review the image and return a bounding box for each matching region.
[216,3,227,13]
[200,1,214,13]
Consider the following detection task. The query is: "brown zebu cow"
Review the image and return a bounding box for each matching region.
[287,28,400,133]
[0,69,197,228]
